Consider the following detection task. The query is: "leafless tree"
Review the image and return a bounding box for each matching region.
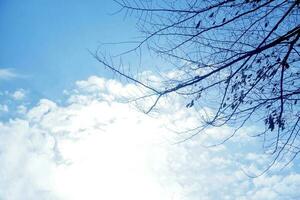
[92,0,300,171]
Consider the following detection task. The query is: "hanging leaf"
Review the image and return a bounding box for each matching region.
[186,100,194,108]
[268,115,275,131]
[222,18,226,23]
[265,22,268,27]
[209,12,214,18]
[196,20,201,29]
[231,103,236,109]
[285,63,290,69]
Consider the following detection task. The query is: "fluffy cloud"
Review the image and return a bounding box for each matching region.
[11,89,26,100]
[0,76,299,200]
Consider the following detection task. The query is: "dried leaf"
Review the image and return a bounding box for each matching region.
[196,20,201,29]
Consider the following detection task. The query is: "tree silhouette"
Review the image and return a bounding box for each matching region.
[93,0,300,170]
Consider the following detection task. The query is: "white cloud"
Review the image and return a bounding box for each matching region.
[0,76,299,200]
[0,104,8,112]
[11,89,26,100]
[0,68,19,80]
[17,105,27,114]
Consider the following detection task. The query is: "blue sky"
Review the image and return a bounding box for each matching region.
[1,1,300,200]
[0,0,138,101]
